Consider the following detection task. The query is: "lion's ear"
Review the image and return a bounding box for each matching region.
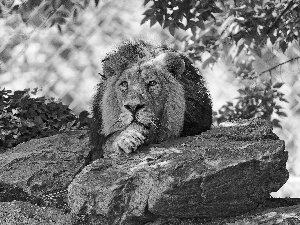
[153,52,185,78]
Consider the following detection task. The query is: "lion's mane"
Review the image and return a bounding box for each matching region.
[90,40,212,159]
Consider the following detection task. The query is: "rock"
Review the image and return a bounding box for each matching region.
[147,203,300,224]
[232,203,300,225]
[0,182,32,202]
[0,201,71,225]
[68,119,289,224]
[0,130,90,209]
[204,118,279,141]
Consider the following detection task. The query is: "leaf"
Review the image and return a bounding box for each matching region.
[50,19,56,27]
[191,25,197,36]
[24,88,30,94]
[279,40,288,53]
[201,11,211,21]
[67,120,76,128]
[143,0,151,6]
[279,97,289,103]
[202,56,215,69]
[180,35,189,41]
[169,23,175,36]
[177,22,185,30]
[272,119,282,128]
[73,8,78,21]
[273,82,284,88]
[57,17,67,25]
[237,89,245,95]
[211,6,223,13]
[84,0,90,7]
[42,2,51,12]
[24,121,35,127]
[277,111,287,117]
[156,14,164,26]
[190,0,196,7]
[95,0,99,6]
[196,18,205,30]
[269,35,277,44]
[31,88,39,95]
[34,116,43,125]
[163,20,170,28]
[142,9,154,16]
[57,24,62,33]
[229,38,245,60]
[52,0,62,10]
[150,17,157,27]
[226,101,234,106]
[57,9,70,18]
[141,16,150,25]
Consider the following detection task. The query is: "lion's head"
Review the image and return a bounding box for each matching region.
[91,40,212,157]
[101,52,186,144]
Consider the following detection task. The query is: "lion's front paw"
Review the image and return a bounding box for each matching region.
[113,127,146,153]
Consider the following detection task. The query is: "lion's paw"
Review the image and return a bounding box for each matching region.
[113,127,146,153]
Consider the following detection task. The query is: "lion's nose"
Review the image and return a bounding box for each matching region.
[124,103,145,114]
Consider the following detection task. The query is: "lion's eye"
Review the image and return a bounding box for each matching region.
[148,80,157,87]
[120,81,128,89]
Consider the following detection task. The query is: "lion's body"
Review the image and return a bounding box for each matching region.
[90,40,212,158]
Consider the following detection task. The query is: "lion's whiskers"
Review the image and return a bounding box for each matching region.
[111,118,122,128]
[150,120,158,129]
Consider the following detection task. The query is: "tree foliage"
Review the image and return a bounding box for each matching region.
[215,81,288,126]
[141,0,300,62]
[0,88,90,151]
[0,0,100,32]
[141,0,297,127]
[0,0,296,128]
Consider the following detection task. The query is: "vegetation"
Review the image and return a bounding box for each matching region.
[141,0,296,126]
[0,0,298,149]
[0,88,89,150]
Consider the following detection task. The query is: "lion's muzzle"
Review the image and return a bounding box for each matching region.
[121,97,156,129]
[124,101,145,115]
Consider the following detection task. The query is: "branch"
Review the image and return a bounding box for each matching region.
[260,56,300,75]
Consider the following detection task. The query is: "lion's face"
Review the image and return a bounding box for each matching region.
[115,63,167,128]
[101,52,186,143]
[102,61,168,137]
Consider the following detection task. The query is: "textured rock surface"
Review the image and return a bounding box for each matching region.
[0,130,90,210]
[147,203,300,224]
[68,119,289,224]
[0,201,71,225]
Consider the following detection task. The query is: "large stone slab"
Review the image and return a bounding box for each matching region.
[147,203,300,224]
[68,119,289,224]
[0,130,90,199]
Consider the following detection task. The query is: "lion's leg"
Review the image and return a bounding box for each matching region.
[103,123,149,157]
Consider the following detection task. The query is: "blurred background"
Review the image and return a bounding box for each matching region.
[0,0,299,197]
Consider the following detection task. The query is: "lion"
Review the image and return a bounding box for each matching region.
[90,40,212,159]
